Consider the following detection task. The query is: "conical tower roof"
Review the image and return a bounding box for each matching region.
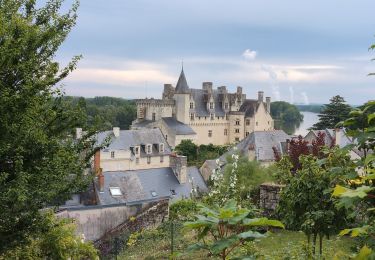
[175,67,189,94]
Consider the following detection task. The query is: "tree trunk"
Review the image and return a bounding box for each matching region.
[319,234,323,256]
[312,233,317,255]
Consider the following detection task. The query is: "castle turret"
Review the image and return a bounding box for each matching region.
[174,67,190,123]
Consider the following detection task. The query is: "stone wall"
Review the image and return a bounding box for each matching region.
[56,199,169,242]
[259,182,285,215]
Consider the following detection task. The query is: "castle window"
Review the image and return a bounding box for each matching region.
[160,156,164,163]
[208,130,212,137]
[210,114,214,120]
[190,113,194,121]
[224,129,228,136]
[210,102,214,109]
[246,119,250,126]
[235,137,240,142]
[235,119,240,125]
[111,151,115,158]
[147,156,151,164]
[235,129,240,133]
[152,113,156,121]
[224,103,229,109]
[190,102,194,109]
[246,132,249,137]
[165,135,168,141]
[256,121,258,126]
[268,121,270,125]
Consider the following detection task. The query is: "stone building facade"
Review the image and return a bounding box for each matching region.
[132,67,274,148]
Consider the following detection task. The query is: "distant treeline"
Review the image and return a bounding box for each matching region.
[271,101,304,134]
[63,96,136,130]
[296,104,323,113]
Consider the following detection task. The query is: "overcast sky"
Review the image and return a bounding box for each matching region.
[56,0,375,105]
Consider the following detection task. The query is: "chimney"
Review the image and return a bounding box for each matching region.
[258,91,264,102]
[202,82,213,93]
[98,168,104,193]
[113,127,120,137]
[334,128,341,147]
[94,150,101,175]
[237,86,243,94]
[76,128,83,139]
[170,154,187,184]
[266,97,271,112]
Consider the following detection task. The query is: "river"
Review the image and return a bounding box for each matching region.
[294,111,319,136]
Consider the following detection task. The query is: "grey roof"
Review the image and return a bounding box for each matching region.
[96,167,208,205]
[191,88,226,117]
[131,120,154,128]
[249,130,291,161]
[175,69,190,94]
[216,130,290,164]
[162,117,196,135]
[239,99,265,118]
[96,128,171,155]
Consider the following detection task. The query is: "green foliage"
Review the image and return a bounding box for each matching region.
[277,154,350,256]
[271,101,304,134]
[0,0,101,251]
[312,95,352,130]
[0,211,98,259]
[170,199,199,221]
[174,139,228,166]
[63,96,137,130]
[331,100,375,258]
[183,200,284,259]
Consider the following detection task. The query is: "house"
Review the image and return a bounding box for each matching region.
[200,130,290,181]
[131,67,274,148]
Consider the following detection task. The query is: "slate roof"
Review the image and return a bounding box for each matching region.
[96,167,208,205]
[96,128,171,155]
[162,117,196,135]
[190,88,226,117]
[239,99,265,118]
[175,69,190,94]
[219,130,290,163]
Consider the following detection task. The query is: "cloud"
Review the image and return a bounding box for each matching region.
[289,86,294,104]
[301,92,310,105]
[261,65,278,81]
[242,49,257,60]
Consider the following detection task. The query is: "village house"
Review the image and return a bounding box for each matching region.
[131,67,274,148]
[200,130,290,181]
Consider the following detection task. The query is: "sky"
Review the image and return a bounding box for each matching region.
[55,0,375,105]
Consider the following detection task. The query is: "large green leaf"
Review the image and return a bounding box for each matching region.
[237,230,265,240]
[339,226,370,237]
[354,245,372,260]
[333,185,374,198]
[243,218,285,228]
[210,236,240,254]
[228,209,251,225]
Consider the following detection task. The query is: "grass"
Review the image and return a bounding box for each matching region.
[117,222,356,259]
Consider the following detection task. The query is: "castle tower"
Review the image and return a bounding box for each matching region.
[174,67,190,123]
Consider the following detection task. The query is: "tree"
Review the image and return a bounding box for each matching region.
[174,139,198,161]
[312,95,352,130]
[184,200,284,259]
[0,0,100,251]
[0,211,98,259]
[271,101,304,134]
[277,154,350,256]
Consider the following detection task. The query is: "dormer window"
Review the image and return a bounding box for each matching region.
[135,146,140,155]
[209,102,214,109]
[111,151,115,158]
[210,113,214,120]
[146,144,152,154]
[190,102,194,109]
[190,113,195,121]
[224,103,229,109]
[159,143,164,153]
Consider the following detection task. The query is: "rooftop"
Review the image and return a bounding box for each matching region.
[162,117,196,135]
[96,167,208,205]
